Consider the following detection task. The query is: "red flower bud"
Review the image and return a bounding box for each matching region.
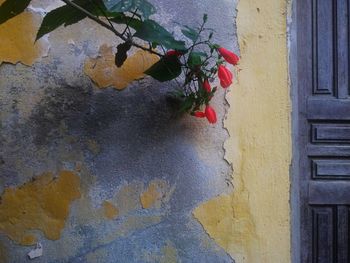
[218,65,233,89]
[203,79,211,93]
[194,111,206,118]
[166,50,182,57]
[205,105,217,124]
[218,47,240,65]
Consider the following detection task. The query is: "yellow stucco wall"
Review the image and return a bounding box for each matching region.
[194,0,291,262]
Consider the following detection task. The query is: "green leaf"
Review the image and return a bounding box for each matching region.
[134,20,186,50]
[0,0,32,25]
[36,4,85,40]
[110,13,143,31]
[104,0,156,19]
[179,97,194,113]
[188,52,202,68]
[209,43,220,50]
[144,56,182,82]
[192,51,207,57]
[181,26,199,42]
[36,0,140,40]
[151,42,158,49]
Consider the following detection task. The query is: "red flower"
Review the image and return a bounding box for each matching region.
[166,50,182,57]
[218,65,233,89]
[203,79,211,93]
[218,47,240,65]
[205,105,217,124]
[194,111,206,118]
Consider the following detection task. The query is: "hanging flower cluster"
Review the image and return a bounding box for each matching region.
[188,47,240,124]
[0,0,240,125]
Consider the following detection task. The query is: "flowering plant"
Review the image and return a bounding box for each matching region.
[0,0,239,124]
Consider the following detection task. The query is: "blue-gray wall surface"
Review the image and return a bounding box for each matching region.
[0,0,238,262]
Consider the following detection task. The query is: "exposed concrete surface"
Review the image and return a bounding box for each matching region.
[0,0,238,262]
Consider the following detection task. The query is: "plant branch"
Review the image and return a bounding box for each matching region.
[60,0,163,57]
[61,0,121,37]
[190,40,210,50]
[121,8,138,36]
[187,21,206,55]
[89,0,116,32]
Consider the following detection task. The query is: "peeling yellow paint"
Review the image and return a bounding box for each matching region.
[140,180,169,209]
[0,171,81,245]
[102,201,119,220]
[84,45,159,90]
[73,179,168,249]
[195,0,291,262]
[21,234,38,246]
[193,194,258,262]
[0,3,49,66]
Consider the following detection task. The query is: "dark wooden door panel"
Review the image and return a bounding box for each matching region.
[311,159,350,180]
[308,100,350,120]
[309,182,350,204]
[297,0,350,262]
[308,146,350,157]
[311,206,336,263]
[311,123,350,144]
[337,206,350,263]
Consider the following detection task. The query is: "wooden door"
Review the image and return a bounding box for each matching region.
[296,0,350,262]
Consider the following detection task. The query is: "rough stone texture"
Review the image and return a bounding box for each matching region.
[0,0,238,262]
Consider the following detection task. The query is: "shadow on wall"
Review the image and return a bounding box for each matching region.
[0,78,233,262]
[26,81,179,146]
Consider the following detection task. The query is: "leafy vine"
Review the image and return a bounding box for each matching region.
[0,0,240,124]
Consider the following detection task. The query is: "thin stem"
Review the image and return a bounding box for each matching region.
[60,0,163,57]
[89,0,116,32]
[122,8,138,36]
[187,21,206,55]
[61,0,122,37]
[190,40,210,50]
[131,41,163,57]
[181,22,208,95]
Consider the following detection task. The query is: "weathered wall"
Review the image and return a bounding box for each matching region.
[0,0,292,262]
[194,0,292,262]
[0,0,239,262]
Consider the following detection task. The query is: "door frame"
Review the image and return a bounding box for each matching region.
[290,0,302,262]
